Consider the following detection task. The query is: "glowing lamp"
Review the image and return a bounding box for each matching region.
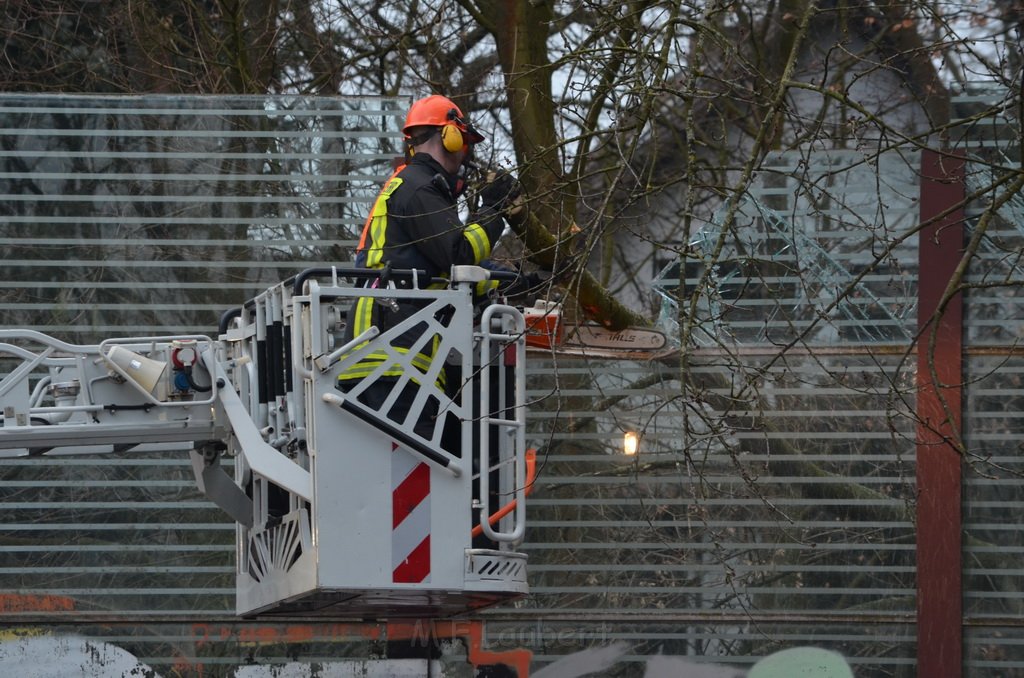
[623,431,640,456]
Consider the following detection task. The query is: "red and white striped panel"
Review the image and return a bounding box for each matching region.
[391,443,431,583]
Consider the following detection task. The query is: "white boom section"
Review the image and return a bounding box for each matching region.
[0,265,530,619]
[0,331,224,453]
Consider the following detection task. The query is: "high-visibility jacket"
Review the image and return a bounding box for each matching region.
[339,154,505,387]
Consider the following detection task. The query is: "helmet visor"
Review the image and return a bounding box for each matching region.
[461,121,485,145]
[449,109,485,145]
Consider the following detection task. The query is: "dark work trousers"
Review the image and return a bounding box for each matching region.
[338,368,501,549]
[448,362,506,550]
[340,377,437,441]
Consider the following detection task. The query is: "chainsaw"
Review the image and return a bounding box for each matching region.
[523,300,676,360]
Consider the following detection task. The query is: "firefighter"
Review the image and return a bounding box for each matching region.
[338,94,521,442]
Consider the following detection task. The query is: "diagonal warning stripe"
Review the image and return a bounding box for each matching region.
[392,461,430,529]
[391,443,431,583]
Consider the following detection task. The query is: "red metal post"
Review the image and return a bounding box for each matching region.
[916,148,966,677]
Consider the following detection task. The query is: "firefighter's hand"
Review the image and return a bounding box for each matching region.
[525,270,554,291]
[497,268,553,299]
[479,171,521,213]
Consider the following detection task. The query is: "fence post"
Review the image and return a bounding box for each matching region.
[916,148,965,678]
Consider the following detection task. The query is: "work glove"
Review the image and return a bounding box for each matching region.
[524,270,552,291]
[478,170,521,213]
[499,268,554,299]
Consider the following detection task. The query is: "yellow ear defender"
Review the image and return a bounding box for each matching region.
[440,121,465,153]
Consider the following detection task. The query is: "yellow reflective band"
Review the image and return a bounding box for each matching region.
[337,348,446,389]
[464,222,491,263]
[365,178,404,269]
[337,361,405,381]
[475,279,500,297]
[381,177,403,198]
[365,217,385,268]
[337,297,376,360]
[350,297,374,336]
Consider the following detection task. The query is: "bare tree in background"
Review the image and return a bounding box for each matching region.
[2,1,1023,674]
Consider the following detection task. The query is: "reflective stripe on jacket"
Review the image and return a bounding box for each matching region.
[339,154,504,385]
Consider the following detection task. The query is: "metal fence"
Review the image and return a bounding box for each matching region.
[0,92,1022,677]
[0,93,402,338]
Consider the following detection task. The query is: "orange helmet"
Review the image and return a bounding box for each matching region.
[403,94,485,149]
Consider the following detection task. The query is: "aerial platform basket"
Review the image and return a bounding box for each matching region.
[0,265,531,620]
